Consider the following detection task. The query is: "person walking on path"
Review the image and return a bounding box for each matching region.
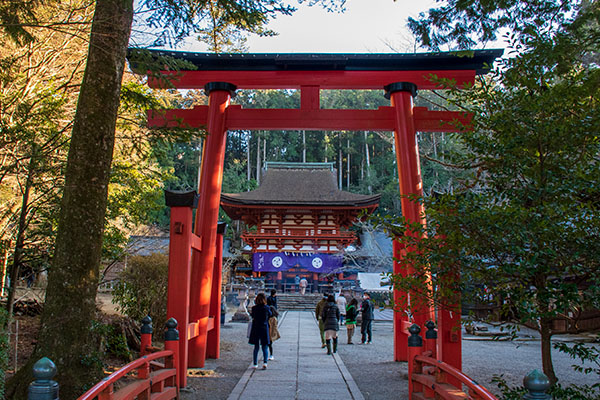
[321,294,340,355]
[249,293,272,369]
[360,292,374,344]
[268,305,280,360]
[299,276,308,295]
[294,275,300,292]
[315,294,328,348]
[336,292,347,324]
[267,289,278,310]
[345,298,358,344]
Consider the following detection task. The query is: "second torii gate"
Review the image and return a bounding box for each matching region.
[138,49,502,387]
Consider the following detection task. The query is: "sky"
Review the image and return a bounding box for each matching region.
[182,0,437,54]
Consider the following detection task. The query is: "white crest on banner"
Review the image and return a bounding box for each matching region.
[272,256,283,268]
[312,257,323,269]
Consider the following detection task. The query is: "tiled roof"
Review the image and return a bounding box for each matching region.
[221,166,380,207]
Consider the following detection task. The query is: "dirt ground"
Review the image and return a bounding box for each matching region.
[5,289,125,377]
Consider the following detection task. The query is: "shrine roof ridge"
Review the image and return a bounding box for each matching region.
[129,49,503,75]
[220,167,380,208]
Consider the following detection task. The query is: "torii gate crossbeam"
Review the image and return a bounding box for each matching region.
[135,49,503,388]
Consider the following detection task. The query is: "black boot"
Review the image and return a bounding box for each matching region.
[326,339,332,355]
[333,337,338,353]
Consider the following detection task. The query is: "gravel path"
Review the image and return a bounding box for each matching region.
[181,315,599,399]
[180,322,250,400]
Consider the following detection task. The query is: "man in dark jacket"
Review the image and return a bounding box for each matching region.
[321,294,340,354]
[266,289,277,310]
[360,292,374,344]
[315,294,328,348]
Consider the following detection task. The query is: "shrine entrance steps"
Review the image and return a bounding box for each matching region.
[277,293,322,311]
[227,311,364,400]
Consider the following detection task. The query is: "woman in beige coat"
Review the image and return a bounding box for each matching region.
[268,305,280,360]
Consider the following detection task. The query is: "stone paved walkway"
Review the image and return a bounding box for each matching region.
[227,311,364,400]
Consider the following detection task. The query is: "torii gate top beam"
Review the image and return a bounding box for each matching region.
[129,49,503,90]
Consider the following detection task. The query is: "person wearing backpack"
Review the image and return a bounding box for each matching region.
[321,294,340,355]
[345,298,358,344]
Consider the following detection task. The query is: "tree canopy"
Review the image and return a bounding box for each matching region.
[376,0,600,391]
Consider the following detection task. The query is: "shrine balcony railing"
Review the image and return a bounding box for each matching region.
[256,227,355,237]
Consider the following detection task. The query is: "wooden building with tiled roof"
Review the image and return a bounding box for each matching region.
[220,162,380,291]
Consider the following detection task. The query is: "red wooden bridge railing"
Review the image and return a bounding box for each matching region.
[407,323,498,400]
[78,318,180,400]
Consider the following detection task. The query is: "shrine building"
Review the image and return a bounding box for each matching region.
[220,162,380,292]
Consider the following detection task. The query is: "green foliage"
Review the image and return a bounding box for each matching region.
[136,0,296,47]
[408,0,579,50]
[90,321,132,361]
[492,373,600,400]
[112,254,169,331]
[388,0,600,385]
[367,291,392,309]
[554,341,600,380]
[0,0,41,45]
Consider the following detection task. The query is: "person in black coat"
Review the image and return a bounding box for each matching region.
[249,293,272,369]
[321,294,340,355]
[360,292,374,344]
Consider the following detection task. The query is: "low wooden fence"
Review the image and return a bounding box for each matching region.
[27,317,181,400]
[78,317,180,400]
[406,323,551,400]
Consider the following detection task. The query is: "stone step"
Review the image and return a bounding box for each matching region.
[276,294,322,311]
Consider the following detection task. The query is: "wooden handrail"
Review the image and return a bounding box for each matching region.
[412,354,498,400]
[78,350,175,400]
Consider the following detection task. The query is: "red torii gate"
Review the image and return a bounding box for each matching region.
[140,50,502,387]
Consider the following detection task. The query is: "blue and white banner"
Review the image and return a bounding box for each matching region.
[252,252,343,273]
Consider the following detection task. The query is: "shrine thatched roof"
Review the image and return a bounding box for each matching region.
[221,163,380,209]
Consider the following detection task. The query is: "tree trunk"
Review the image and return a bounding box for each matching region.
[338,132,342,189]
[346,138,350,189]
[364,131,372,194]
[246,133,250,189]
[302,130,306,163]
[540,317,557,384]
[256,134,261,185]
[6,147,37,319]
[7,0,134,397]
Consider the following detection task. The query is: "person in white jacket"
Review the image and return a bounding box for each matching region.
[336,292,347,324]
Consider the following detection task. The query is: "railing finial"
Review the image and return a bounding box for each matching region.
[165,318,179,341]
[523,369,551,400]
[141,315,153,334]
[28,357,59,400]
[425,320,437,339]
[408,323,422,347]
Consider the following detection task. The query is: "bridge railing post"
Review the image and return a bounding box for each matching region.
[140,315,153,356]
[28,357,59,400]
[407,323,424,399]
[164,318,180,388]
[523,369,551,400]
[424,320,437,358]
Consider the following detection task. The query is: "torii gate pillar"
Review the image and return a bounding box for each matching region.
[188,82,236,367]
[387,82,435,360]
